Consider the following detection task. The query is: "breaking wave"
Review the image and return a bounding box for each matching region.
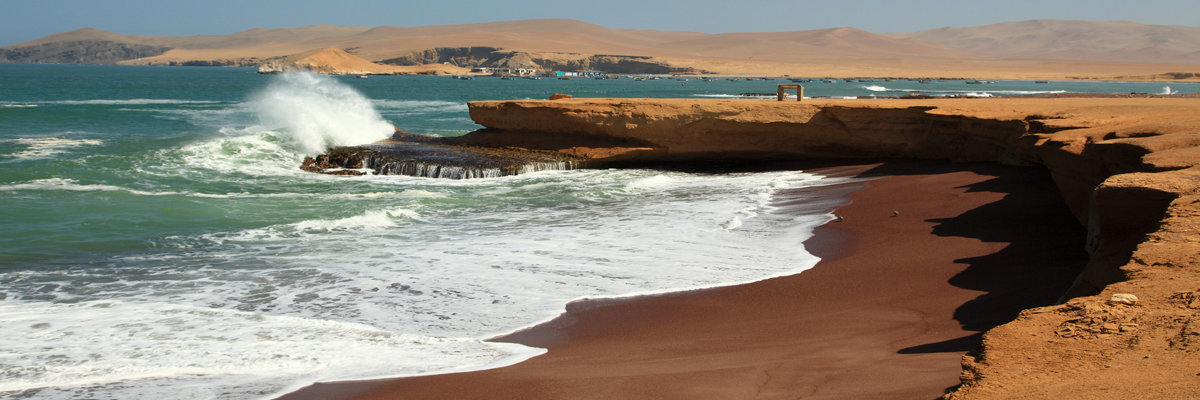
[248,72,394,156]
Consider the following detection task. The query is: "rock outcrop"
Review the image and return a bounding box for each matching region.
[461,96,1200,398]
[301,131,583,179]
[380,47,696,74]
[0,40,171,64]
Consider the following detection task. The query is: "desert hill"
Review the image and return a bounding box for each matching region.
[894,20,1200,64]
[255,47,467,75]
[2,19,1198,79]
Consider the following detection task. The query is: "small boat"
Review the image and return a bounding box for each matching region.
[1035,80,1049,84]
[357,75,369,79]
[634,77,647,81]
[965,80,983,84]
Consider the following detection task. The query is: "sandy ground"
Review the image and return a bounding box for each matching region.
[278,161,1088,399]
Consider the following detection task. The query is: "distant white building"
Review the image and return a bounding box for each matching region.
[472,67,537,76]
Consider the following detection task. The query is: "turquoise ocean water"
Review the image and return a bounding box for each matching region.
[1,64,1195,399]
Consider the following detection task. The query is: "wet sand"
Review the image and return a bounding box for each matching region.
[279,161,1088,400]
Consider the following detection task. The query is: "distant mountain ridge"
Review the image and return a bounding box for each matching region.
[2,19,1197,78]
[893,20,1200,64]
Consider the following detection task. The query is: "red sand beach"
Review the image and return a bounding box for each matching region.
[280,161,1087,399]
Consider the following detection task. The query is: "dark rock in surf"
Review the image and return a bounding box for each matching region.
[301,130,584,179]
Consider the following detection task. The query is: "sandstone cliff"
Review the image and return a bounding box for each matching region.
[463,96,1200,398]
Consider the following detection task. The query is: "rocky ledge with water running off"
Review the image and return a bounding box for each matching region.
[453,95,1200,398]
[300,130,591,179]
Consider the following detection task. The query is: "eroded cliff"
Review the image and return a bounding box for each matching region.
[463,96,1200,398]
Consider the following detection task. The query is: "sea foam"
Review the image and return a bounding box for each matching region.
[1,137,103,161]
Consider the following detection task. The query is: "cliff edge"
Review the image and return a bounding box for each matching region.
[463,96,1200,398]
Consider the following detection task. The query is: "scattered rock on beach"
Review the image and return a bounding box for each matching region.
[1109,293,1139,305]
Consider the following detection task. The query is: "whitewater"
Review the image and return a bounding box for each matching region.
[0,67,847,399]
[2,65,1197,399]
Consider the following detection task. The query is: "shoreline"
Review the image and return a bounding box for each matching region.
[278,160,1088,399]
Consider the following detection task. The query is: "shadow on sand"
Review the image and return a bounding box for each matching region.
[854,162,1089,355]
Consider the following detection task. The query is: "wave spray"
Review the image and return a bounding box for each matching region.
[249,72,394,156]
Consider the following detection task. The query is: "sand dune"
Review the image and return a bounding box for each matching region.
[3,19,1198,80]
[894,20,1200,64]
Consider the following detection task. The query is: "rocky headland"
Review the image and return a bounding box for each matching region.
[407,96,1199,397]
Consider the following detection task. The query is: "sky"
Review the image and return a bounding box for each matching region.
[2,0,1198,46]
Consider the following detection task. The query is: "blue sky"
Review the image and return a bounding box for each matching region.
[2,0,1197,46]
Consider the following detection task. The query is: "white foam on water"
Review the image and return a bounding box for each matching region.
[1,165,847,399]
[186,189,444,200]
[0,178,145,194]
[119,105,253,126]
[623,173,679,192]
[290,207,423,233]
[974,88,1070,94]
[372,99,468,113]
[44,99,226,105]
[1162,85,1178,95]
[0,177,426,200]
[1,137,104,161]
[169,129,308,177]
[248,72,394,156]
[692,94,775,99]
[861,85,1067,96]
[0,301,528,399]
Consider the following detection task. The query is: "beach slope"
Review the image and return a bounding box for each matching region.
[282,96,1200,399]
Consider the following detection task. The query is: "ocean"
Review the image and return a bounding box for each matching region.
[1,64,1195,399]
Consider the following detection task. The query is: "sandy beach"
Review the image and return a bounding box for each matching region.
[279,161,1087,399]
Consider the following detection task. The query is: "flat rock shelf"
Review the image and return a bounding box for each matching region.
[301,132,584,179]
